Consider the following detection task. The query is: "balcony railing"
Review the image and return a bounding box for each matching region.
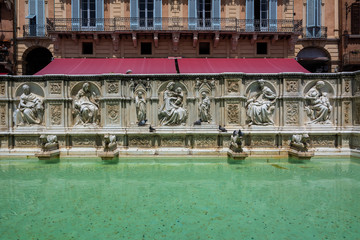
[343,51,360,66]
[23,25,47,37]
[43,18,302,34]
[302,26,327,39]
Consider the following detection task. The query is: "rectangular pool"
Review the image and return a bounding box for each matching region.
[0,158,359,239]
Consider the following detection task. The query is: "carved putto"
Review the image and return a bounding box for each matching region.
[13,84,44,126]
[158,81,188,126]
[199,91,211,122]
[73,82,100,126]
[135,91,147,123]
[245,79,277,125]
[305,81,332,124]
[39,135,59,152]
[290,134,310,152]
[229,130,244,153]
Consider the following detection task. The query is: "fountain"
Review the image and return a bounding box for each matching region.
[35,135,60,163]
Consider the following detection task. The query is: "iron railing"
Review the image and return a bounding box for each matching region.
[23,24,48,37]
[343,51,360,66]
[302,26,327,39]
[43,18,302,34]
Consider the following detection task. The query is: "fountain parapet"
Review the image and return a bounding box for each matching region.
[288,133,315,163]
[98,134,119,163]
[227,130,248,163]
[35,135,60,163]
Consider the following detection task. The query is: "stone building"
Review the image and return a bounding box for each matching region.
[340,0,360,71]
[14,0,343,75]
[0,0,14,74]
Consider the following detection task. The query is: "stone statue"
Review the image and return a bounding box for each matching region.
[199,91,211,122]
[13,84,44,126]
[158,82,188,126]
[246,79,276,125]
[135,91,146,123]
[39,135,59,152]
[103,134,117,152]
[229,130,244,153]
[305,81,332,124]
[290,133,310,152]
[73,82,100,125]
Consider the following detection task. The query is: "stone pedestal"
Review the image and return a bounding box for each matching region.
[35,150,60,163]
[227,150,248,164]
[288,149,314,163]
[98,150,119,163]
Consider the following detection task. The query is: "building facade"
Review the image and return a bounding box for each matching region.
[0,0,15,74]
[14,0,344,75]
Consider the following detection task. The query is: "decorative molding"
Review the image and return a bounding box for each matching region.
[355,103,360,125]
[0,82,5,95]
[107,104,120,124]
[161,136,184,147]
[50,105,62,125]
[344,80,351,93]
[72,136,95,146]
[129,136,152,147]
[0,104,6,126]
[107,81,119,94]
[129,78,151,92]
[195,136,217,148]
[195,77,216,90]
[286,80,298,92]
[251,136,274,147]
[227,80,239,93]
[49,82,61,95]
[227,104,240,124]
[15,137,37,147]
[344,102,351,124]
[285,102,299,125]
[311,136,335,147]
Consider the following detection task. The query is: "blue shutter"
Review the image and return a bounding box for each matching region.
[246,0,254,31]
[154,0,162,30]
[28,0,36,36]
[71,0,80,30]
[315,0,321,27]
[130,0,139,29]
[212,0,221,30]
[269,0,277,31]
[307,0,321,37]
[188,0,196,30]
[37,0,45,36]
[96,0,104,30]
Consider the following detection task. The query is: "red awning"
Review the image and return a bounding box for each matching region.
[34,58,309,75]
[35,58,177,75]
[177,58,310,74]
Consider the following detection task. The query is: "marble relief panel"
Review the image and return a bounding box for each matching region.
[311,135,335,148]
[50,104,62,125]
[129,136,152,147]
[194,135,217,148]
[0,104,6,126]
[72,136,96,147]
[161,136,185,147]
[285,101,299,125]
[251,136,275,147]
[15,136,38,147]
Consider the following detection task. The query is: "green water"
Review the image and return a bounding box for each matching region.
[0,159,360,240]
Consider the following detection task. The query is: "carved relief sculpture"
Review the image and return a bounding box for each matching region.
[199,91,211,122]
[229,130,244,153]
[290,134,310,152]
[103,134,117,152]
[135,91,147,122]
[13,84,44,126]
[73,83,100,125]
[158,82,188,126]
[39,135,59,152]
[305,81,332,124]
[246,79,276,125]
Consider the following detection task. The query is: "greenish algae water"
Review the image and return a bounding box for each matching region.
[0,158,360,240]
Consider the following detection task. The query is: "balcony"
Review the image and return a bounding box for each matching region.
[43,18,302,34]
[302,26,327,39]
[343,51,360,66]
[23,24,47,37]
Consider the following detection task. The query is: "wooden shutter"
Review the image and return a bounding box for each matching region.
[96,0,104,30]
[188,0,196,30]
[130,0,139,29]
[36,0,45,36]
[29,0,36,15]
[71,0,80,30]
[351,3,360,34]
[269,0,277,31]
[154,0,162,30]
[212,0,220,30]
[246,0,254,31]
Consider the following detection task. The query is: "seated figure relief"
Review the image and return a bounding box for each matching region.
[13,84,44,126]
[305,81,332,124]
[158,81,188,126]
[246,79,277,125]
[199,91,211,123]
[73,82,100,126]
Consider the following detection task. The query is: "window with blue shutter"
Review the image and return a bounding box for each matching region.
[71,0,80,30]
[188,0,197,30]
[37,0,45,36]
[212,0,220,30]
[96,0,104,30]
[154,0,162,30]
[306,0,321,37]
[26,0,36,36]
[246,0,254,31]
[269,0,277,31]
[130,0,139,29]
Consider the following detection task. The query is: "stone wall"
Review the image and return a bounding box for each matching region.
[0,71,359,157]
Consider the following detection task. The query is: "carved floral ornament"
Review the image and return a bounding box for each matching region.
[129,78,151,92]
